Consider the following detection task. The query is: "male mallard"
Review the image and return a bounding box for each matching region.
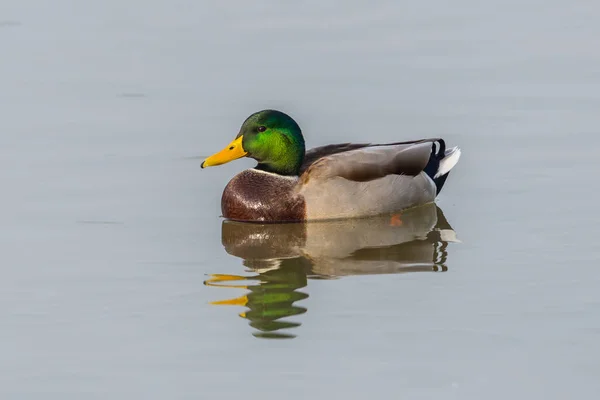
[201,110,461,222]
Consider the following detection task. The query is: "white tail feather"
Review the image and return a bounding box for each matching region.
[434,147,461,178]
[439,229,461,243]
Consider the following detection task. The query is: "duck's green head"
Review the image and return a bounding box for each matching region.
[201,110,305,176]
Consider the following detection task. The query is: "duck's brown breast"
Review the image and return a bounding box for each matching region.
[221,169,306,222]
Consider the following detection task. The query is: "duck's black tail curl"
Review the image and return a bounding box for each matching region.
[423,139,461,195]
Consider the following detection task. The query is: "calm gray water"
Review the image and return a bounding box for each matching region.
[2,0,600,398]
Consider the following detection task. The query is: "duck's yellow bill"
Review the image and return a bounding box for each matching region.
[201,136,247,168]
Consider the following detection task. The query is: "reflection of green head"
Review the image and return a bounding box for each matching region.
[206,258,309,339]
[241,259,308,339]
[238,110,306,176]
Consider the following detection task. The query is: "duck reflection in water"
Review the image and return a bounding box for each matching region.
[204,203,459,339]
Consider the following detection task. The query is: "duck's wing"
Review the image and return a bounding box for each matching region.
[299,139,441,183]
[300,143,371,174]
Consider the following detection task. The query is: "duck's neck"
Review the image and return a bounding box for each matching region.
[252,128,305,176]
[255,156,303,176]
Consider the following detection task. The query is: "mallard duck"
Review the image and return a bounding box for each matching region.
[201,110,461,222]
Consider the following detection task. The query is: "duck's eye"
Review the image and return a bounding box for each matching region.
[257,126,267,132]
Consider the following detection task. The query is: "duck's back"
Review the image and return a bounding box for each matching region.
[296,139,457,220]
[221,169,306,222]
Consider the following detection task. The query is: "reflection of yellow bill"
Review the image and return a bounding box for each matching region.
[210,295,249,307]
[205,274,246,283]
[203,273,260,289]
[201,136,247,168]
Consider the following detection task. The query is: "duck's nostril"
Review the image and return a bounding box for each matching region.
[229,146,234,150]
